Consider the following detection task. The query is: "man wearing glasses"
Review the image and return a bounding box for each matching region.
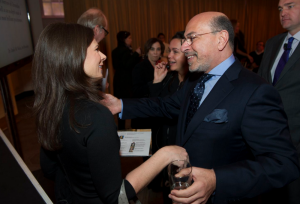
[101,12,299,204]
[77,8,109,43]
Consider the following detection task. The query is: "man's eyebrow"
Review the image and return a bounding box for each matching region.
[278,2,295,9]
[284,2,295,7]
[185,31,197,37]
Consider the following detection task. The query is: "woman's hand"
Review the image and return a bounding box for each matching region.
[153,61,168,84]
[160,145,189,163]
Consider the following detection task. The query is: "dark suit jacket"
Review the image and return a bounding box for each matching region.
[131,58,156,129]
[258,33,300,163]
[122,60,300,203]
[112,44,140,98]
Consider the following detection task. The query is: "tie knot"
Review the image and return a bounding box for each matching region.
[199,74,214,84]
[284,37,294,51]
[288,37,294,44]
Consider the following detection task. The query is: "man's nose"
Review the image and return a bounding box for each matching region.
[181,41,190,53]
[281,8,287,17]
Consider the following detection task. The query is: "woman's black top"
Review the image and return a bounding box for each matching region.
[148,71,184,152]
[132,58,155,98]
[131,58,156,129]
[40,99,136,204]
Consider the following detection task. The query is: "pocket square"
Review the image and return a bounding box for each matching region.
[204,109,228,123]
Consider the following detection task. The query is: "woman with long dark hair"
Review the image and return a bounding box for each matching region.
[150,31,189,152]
[33,23,188,204]
[149,31,189,202]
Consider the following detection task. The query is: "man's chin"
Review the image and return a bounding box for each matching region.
[189,65,198,72]
[189,65,208,73]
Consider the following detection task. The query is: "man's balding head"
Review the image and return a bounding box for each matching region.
[77,8,108,43]
[181,12,234,73]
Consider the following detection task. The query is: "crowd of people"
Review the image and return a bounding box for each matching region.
[32,0,300,203]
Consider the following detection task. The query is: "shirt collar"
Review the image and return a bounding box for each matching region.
[208,54,235,76]
[287,31,300,42]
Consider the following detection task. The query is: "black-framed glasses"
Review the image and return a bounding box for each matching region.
[100,25,109,36]
[181,31,221,45]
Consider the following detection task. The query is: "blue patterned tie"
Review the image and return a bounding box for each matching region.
[273,37,294,85]
[185,74,213,132]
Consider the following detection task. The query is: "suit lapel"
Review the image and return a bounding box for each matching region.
[178,76,201,145]
[267,34,287,83]
[276,41,300,84]
[181,62,240,146]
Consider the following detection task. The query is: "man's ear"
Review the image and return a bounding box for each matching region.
[93,25,102,35]
[217,30,229,51]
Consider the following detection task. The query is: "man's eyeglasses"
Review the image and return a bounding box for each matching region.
[181,31,221,45]
[100,25,109,36]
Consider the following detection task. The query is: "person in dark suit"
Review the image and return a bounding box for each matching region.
[112,31,141,129]
[258,0,300,203]
[101,12,300,204]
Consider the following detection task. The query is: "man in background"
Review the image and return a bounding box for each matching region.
[77,8,109,43]
[158,32,170,58]
[258,0,300,203]
[249,41,264,73]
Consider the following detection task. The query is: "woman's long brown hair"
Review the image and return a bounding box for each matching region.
[32,23,101,151]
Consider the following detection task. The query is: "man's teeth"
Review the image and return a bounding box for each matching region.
[187,56,193,59]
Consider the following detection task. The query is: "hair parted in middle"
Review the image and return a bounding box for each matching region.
[144,38,165,56]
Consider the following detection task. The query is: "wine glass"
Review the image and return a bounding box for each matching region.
[168,160,192,190]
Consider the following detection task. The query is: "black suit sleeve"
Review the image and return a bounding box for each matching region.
[123,80,185,120]
[214,83,300,202]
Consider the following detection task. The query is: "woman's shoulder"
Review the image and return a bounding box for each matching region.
[135,58,152,70]
[70,99,116,134]
[76,99,113,117]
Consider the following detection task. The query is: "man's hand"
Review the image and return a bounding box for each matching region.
[99,93,122,115]
[135,47,142,55]
[247,55,254,64]
[169,167,216,204]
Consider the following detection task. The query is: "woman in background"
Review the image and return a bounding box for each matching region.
[150,31,189,152]
[112,31,141,129]
[131,38,165,129]
[149,31,189,202]
[33,23,188,204]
